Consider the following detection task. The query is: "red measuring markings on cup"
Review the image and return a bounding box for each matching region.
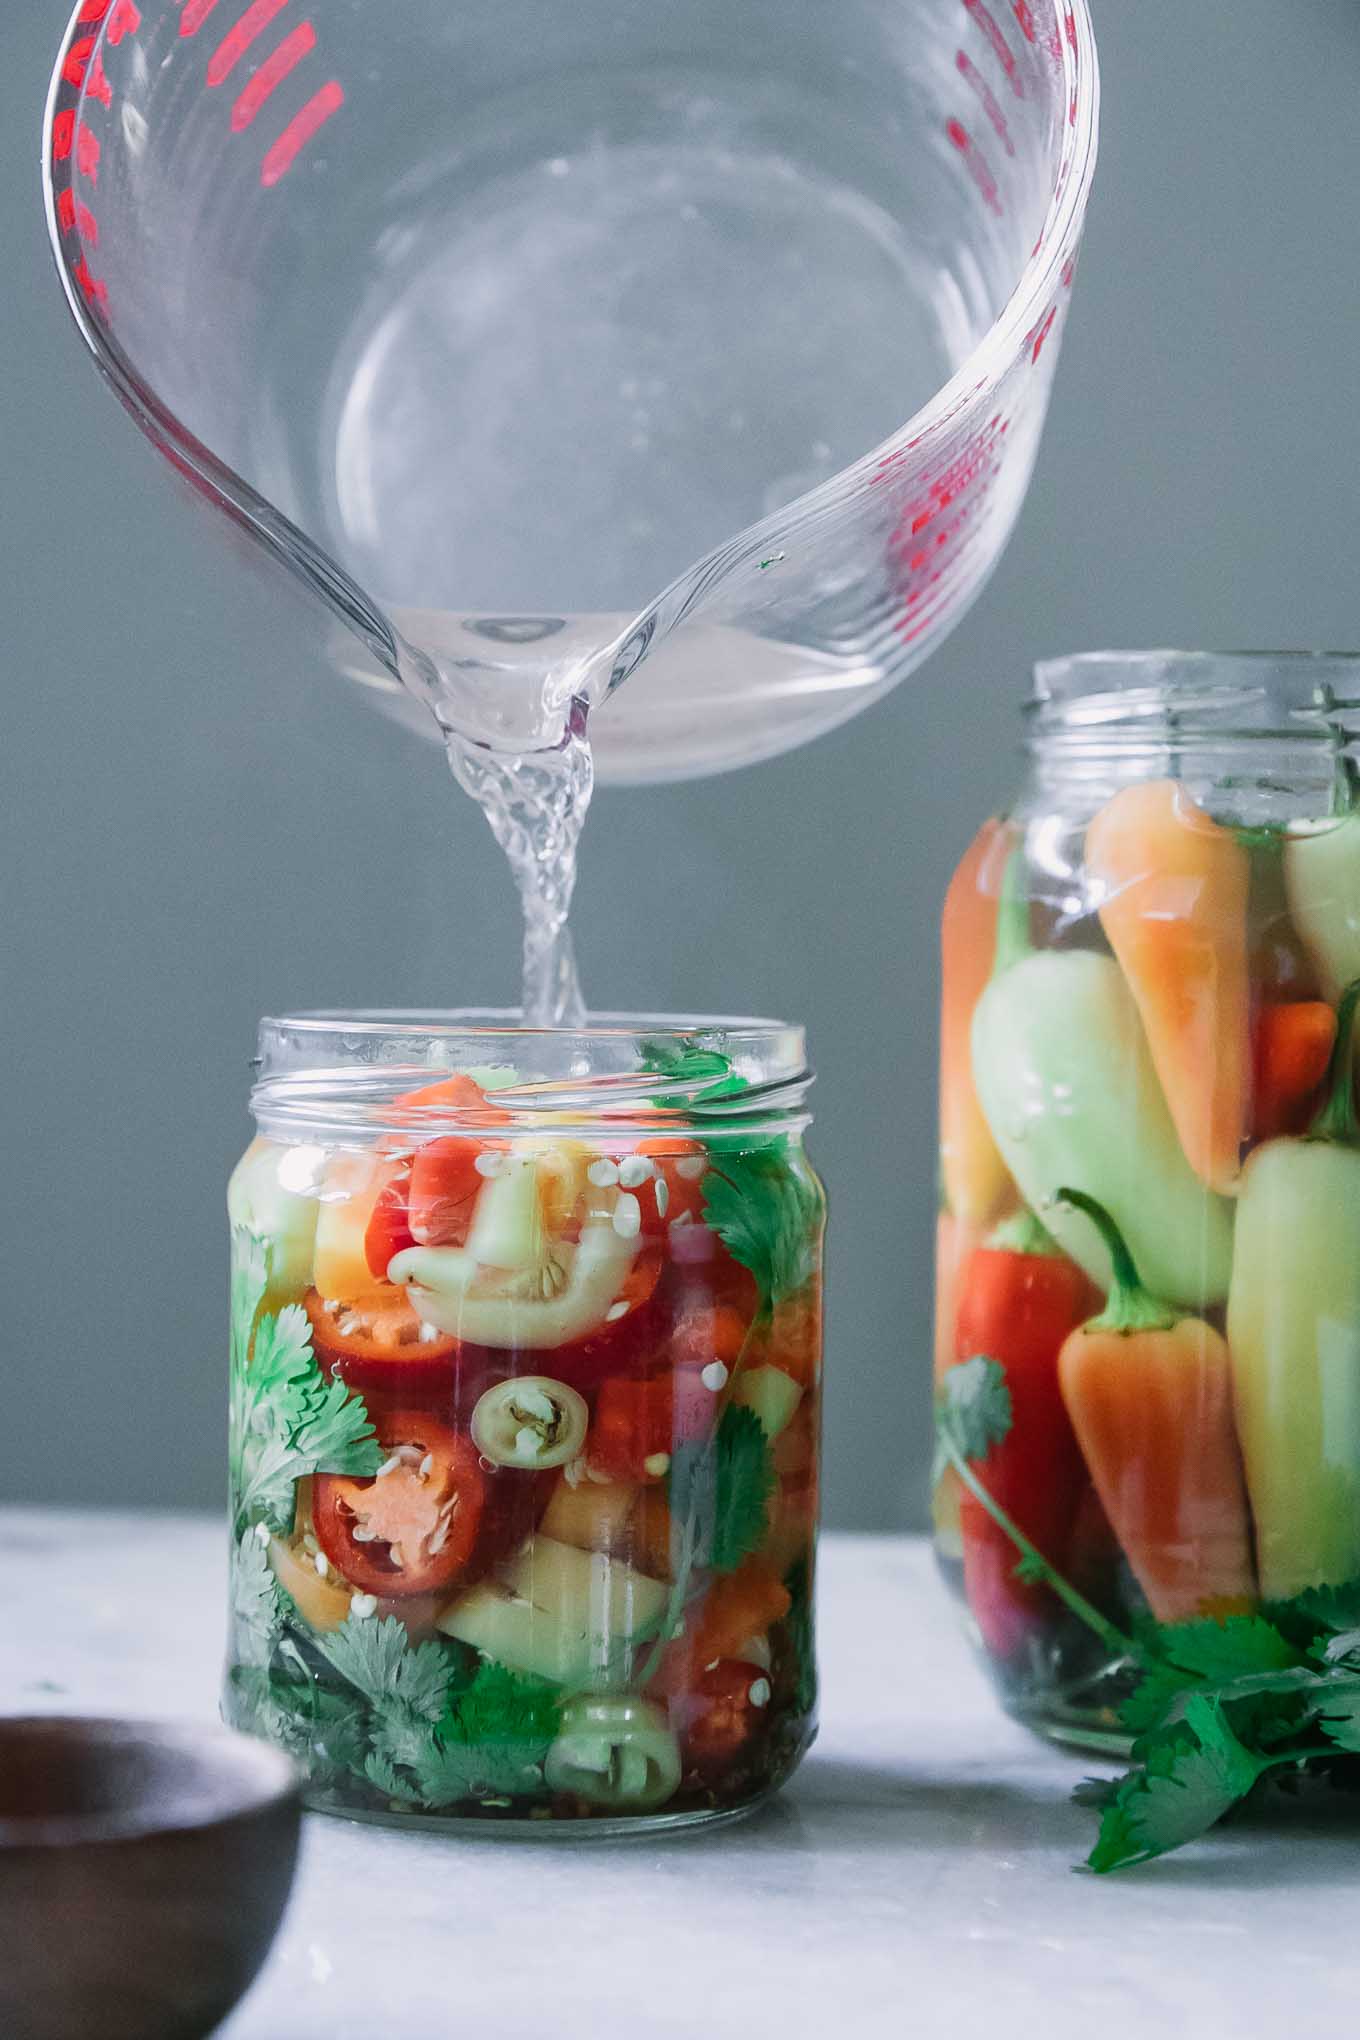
[946,119,1003,219]
[51,0,350,314]
[962,0,1025,97]
[878,410,1013,645]
[956,51,1016,158]
[181,0,346,183]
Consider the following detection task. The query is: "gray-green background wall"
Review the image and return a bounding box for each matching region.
[4,1,1358,1524]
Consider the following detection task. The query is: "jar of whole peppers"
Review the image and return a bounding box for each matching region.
[934,652,1360,1750]
[224,1012,823,1832]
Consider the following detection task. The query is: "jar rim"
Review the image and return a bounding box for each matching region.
[1029,650,1360,746]
[250,1009,813,1142]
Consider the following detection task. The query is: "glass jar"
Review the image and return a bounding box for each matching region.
[223,1012,824,1833]
[933,652,1360,1751]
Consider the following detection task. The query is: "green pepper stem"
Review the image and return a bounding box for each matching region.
[939,1435,1147,1666]
[1309,977,1360,1147]
[991,849,1034,978]
[1053,1188,1179,1335]
[987,1208,1062,1258]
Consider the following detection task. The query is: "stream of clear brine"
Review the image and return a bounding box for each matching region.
[443,703,593,1030]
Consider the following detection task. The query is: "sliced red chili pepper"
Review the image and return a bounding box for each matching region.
[589,1365,718,1483]
[304,1289,459,1399]
[675,1658,769,1779]
[529,1243,667,1392]
[313,1411,485,1597]
[393,1073,514,1125]
[629,1140,711,1238]
[408,1135,500,1247]
[364,1167,417,1281]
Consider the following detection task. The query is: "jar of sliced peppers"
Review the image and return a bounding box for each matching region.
[934,652,1360,1750]
[224,1013,823,1831]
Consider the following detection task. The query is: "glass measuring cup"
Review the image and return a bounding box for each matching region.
[43,0,1097,784]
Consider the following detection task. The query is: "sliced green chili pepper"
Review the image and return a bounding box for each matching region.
[470,1376,588,1470]
[544,1695,682,1810]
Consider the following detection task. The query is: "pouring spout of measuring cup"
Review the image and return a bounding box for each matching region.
[43,0,1097,786]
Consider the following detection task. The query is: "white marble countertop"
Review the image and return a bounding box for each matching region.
[5,1511,1358,2036]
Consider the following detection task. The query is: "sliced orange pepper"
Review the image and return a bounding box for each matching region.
[650,1558,793,1694]
[747,1280,821,1389]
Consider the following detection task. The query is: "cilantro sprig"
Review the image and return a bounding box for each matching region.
[228,1226,382,1536]
[229,1552,564,1812]
[936,1352,1360,1872]
[702,1150,820,1316]
[638,1404,777,1689]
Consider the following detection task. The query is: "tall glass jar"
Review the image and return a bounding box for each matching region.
[933,652,1360,1751]
[224,1013,823,1832]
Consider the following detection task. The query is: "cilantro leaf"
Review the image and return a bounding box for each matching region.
[230,1302,382,1535]
[701,1150,819,1309]
[409,1664,563,1806]
[231,1531,283,1670]
[228,1663,367,1784]
[1119,1613,1304,1738]
[1287,1579,1360,1636]
[364,1748,426,1805]
[936,1356,1013,1464]
[313,1615,454,1722]
[230,1228,268,1371]
[1156,1614,1301,1684]
[669,1404,775,1576]
[640,1039,751,1109]
[1087,1699,1268,1874]
[1316,1683,1360,1755]
[712,1405,777,1571]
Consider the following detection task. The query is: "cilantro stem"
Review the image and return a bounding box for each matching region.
[635,1302,776,1691]
[940,1436,1147,1667]
[637,1516,701,1690]
[1263,1745,1347,1769]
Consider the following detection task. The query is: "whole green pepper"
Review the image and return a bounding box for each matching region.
[1227,979,1360,1600]
[971,856,1234,1308]
[1285,814,1360,1001]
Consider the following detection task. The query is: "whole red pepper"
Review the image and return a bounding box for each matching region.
[954,1211,1097,1662]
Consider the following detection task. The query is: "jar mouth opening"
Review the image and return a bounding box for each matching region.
[251,1009,812,1142]
[1029,650,1360,747]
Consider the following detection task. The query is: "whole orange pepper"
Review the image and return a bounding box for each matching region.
[939,819,1014,1227]
[1056,1189,1256,1624]
[1086,781,1250,1193]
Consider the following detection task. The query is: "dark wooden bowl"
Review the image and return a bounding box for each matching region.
[0,1717,301,2040]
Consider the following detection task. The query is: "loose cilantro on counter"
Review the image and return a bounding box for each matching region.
[938,1350,1360,1871]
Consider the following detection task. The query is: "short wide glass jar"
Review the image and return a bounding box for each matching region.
[934,652,1360,1751]
[223,1013,824,1832]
